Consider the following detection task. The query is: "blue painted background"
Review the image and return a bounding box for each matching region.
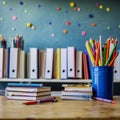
[0,0,120,53]
[0,0,120,92]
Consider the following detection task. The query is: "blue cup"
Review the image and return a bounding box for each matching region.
[92,66,114,100]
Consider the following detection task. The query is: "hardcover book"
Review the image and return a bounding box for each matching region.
[6,86,51,93]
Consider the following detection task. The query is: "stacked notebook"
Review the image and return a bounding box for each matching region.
[5,83,53,101]
[61,83,92,100]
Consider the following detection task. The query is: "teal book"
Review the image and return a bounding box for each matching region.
[7,83,43,87]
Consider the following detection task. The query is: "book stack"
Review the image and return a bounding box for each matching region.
[5,83,53,101]
[61,83,92,100]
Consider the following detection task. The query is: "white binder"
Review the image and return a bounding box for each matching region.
[67,47,76,78]
[114,51,120,80]
[76,51,82,79]
[29,48,38,79]
[60,48,67,79]
[0,48,4,78]
[45,48,53,79]
[9,48,18,78]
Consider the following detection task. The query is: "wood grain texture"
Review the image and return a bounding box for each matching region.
[0,96,120,120]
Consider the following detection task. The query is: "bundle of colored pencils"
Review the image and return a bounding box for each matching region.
[85,36,119,66]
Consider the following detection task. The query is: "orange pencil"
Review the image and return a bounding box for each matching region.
[108,52,119,66]
[95,42,100,66]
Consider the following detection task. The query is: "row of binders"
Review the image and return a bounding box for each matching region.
[0,47,90,79]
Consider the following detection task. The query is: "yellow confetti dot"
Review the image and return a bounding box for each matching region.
[26,22,31,27]
[106,7,110,12]
[99,5,103,9]
[70,1,75,8]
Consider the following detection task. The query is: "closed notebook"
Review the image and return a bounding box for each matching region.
[6,91,51,97]
[61,90,92,96]
[7,83,43,87]
[6,86,51,92]
[6,95,52,101]
[61,95,91,100]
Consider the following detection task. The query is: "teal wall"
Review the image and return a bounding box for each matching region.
[0,0,120,93]
[0,0,120,52]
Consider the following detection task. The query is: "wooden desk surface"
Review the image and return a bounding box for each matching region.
[0,96,120,120]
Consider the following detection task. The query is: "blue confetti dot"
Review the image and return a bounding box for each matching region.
[38,4,41,8]
[19,1,24,5]
[64,10,68,14]
[88,14,94,18]
[49,22,52,25]
[78,23,81,27]
[9,8,12,11]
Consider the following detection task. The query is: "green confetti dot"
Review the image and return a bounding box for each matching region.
[119,25,120,28]
[2,1,6,5]
[107,26,111,30]
[0,17,4,21]
[24,9,28,13]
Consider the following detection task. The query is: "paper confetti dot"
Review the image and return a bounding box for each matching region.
[49,22,52,25]
[107,26,111,30]
[26,22,31,27]
[66,21,71,26]
[106,8,110,12]
[89,14,94,18]
[63,29,68,34]
[91,23,96,27]
[77,8,80,11]
[64,10,68,14]
[57,6,61,11]
[31,25,35,30]
[96,2,99,7]
[38,4,41,8]
[73,7,78,11]
[77,23,81,27]
[81,31,86,35]
[19,1,24,5]
[70,1,76,8]
[99,5,103,9]
[119,25,120,28]
[12,16,17,20]
[11,27,16,31]
[24,9,28,13]
[2,1,6,5]
[9,8,12,11]
[0,17,4,21]
[51,33,55,37]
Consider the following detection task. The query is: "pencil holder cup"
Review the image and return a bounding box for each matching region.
[92,66,114,100]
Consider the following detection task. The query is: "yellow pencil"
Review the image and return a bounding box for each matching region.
[85,41,95,66]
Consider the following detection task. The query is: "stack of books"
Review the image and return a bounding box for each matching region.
[61,83,92,100]
[5,83,53,101]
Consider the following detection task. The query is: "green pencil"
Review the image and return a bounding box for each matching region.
[104,44,117,66]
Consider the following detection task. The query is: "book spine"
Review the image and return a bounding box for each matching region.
[7,83,43,87]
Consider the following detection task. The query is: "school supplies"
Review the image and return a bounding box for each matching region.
[85,36,118,66]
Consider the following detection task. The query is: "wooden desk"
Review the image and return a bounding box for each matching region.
[0,96,120,120]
